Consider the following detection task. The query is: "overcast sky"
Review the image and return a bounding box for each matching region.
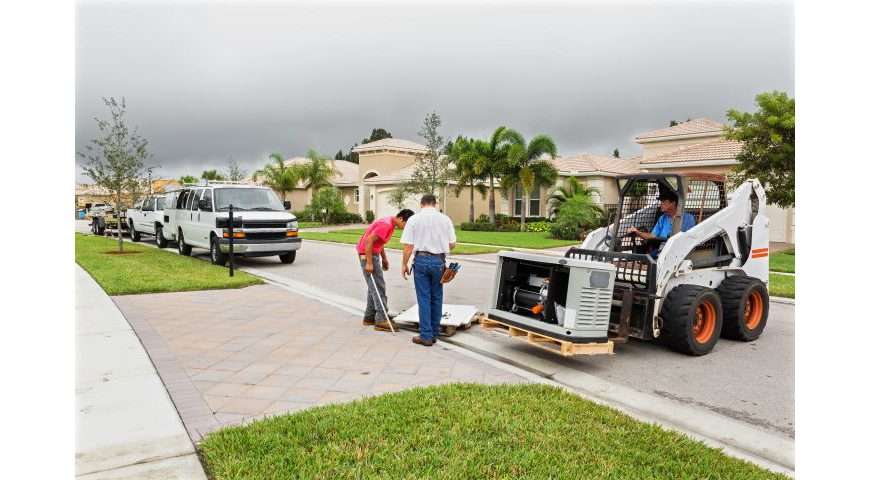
[75,0,794,182]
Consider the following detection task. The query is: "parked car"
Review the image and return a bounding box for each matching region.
[162,182,301,265]
[89,206,127,236]
[126,194,171,247]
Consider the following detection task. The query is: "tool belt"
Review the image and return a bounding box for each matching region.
[440,261,461,284]
[415,251,446,260]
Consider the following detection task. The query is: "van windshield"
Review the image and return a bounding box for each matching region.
[214,188,284,211]
[155,197,166,210]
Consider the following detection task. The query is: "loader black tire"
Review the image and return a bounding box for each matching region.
[660,285,723,356]
[718,276,769,341]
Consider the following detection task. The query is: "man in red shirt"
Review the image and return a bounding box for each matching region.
[357,209,415,330]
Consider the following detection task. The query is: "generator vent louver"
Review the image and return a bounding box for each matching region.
[575,287,612,329]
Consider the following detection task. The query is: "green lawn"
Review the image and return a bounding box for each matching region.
[300,231,504,255]
[199,384,785,480]
[75,233,262,295]
[770,273,794,299]
[297,221,322,229]
[769,248,795,273]
[327,227,577,249]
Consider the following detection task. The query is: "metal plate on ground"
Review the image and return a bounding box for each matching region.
[394,304,479,327]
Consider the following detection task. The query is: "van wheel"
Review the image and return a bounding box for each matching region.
[279,252,296,264]
[210,236,227,266]
[718,276,769,341]
[155,225,168,248]
[129,221,141,242]
[660,285,723,356]
[177,230,192,256]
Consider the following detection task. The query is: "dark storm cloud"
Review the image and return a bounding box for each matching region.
[75,1,793,181]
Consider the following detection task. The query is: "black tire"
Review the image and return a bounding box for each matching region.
[279,251,296,264]
[177,229,192,256]
[129,221,141,242]
[155,224,168,248]
[660,285,723,356]
[718,276,769,341]
[210,236,228,266]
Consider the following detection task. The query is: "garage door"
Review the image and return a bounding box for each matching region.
[376,189,421,218]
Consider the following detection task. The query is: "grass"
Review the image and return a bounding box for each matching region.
[75,233,262,295]
[769,248,795,273]
[199,383,785,480]
[299,231,504,255]
[297,221,322,229]
[769,273,794,299]
[326,227,577,250]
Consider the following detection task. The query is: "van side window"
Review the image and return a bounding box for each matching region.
[177,191,188,209]
[190,190,204,210]
[200,189,213,211]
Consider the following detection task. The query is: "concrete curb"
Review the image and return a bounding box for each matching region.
[770,296,795,305]
[252,271,794,476]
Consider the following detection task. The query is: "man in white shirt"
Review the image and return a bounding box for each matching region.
[400,194,456,346]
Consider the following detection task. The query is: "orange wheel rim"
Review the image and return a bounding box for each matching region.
[693,300,716,344]
[744,290,764,330]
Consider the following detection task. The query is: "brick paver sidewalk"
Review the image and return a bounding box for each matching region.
[114,285,527,442]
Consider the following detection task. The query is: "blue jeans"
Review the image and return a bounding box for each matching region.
[413,255,445,341]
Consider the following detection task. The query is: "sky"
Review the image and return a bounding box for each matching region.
[75,0,794,182]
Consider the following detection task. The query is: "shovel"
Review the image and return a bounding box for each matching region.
[366,272,396,334]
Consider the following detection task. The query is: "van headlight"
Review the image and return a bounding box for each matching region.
[287,221,298,230]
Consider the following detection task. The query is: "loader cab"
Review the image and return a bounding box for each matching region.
[610,173,728,259]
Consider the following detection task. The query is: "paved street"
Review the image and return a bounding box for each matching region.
[75,221,794,438]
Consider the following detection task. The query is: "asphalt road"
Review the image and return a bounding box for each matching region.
[76,222,794,438]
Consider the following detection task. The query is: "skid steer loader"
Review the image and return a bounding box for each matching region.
[487,173,770,356]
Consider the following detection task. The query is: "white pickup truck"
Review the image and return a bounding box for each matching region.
[126,194,172,247]
[162,182,301,265]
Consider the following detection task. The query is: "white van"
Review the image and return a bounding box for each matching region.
[163,182,301,265]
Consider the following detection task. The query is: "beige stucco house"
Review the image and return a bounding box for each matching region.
[270,157,361,213]
[635,118,794,244]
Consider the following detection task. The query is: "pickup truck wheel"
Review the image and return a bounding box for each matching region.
[279,252,296,264]
[177,230,192,256]
[718,276,769,341]
[155,225,168,248]
[210,236,228,266]
[660,285,723,356]
[129,221,141,242]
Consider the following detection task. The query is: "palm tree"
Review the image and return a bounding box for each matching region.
[499,131,559,231]
[298,149,340,194]
[473,126,515,222]
[448,136,488,222]
[253,153,301,202]
[547,177,599,217]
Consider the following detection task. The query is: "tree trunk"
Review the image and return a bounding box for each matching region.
[520,191,527,232]
[116,192,123,252]
[488,175,496,223]
[469,181,475,223]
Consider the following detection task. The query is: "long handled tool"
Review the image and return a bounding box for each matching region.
[366,272,396,334]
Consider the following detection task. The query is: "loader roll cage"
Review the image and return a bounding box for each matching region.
[566,173,730,340]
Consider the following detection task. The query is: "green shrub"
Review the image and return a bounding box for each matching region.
[330,212,364,224]
[550,194,603,240]
[305,187,346,224]
[460,222,520,232]
[365,210,375,223]
[550,222,583,241]
[526,221,551,233]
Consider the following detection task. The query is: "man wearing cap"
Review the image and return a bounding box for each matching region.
[358,209,415,331]
[628,189,696,257]
[400,194,456,347]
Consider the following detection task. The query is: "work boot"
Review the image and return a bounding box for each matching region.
[412,336,434,347]
[362,317,376,326]
[374,321,393,332]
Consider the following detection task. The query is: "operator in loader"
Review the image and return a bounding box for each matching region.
[627,189,696,258]
[357,208,416,331]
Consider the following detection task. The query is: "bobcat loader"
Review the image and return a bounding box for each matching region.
[487,173,769,356]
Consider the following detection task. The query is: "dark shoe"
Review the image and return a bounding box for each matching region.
[363,317,376,326]
[412,336,434,347]
[374,321,394,331]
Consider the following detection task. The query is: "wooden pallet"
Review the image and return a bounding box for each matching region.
[478,315,614,357]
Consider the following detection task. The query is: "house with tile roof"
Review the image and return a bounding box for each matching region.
[636,118,794,243]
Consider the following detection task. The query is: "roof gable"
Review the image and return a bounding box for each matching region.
[351,138,428,155]
[639,139,743,165]
[635,118,725,142]
[552,154,640,176]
